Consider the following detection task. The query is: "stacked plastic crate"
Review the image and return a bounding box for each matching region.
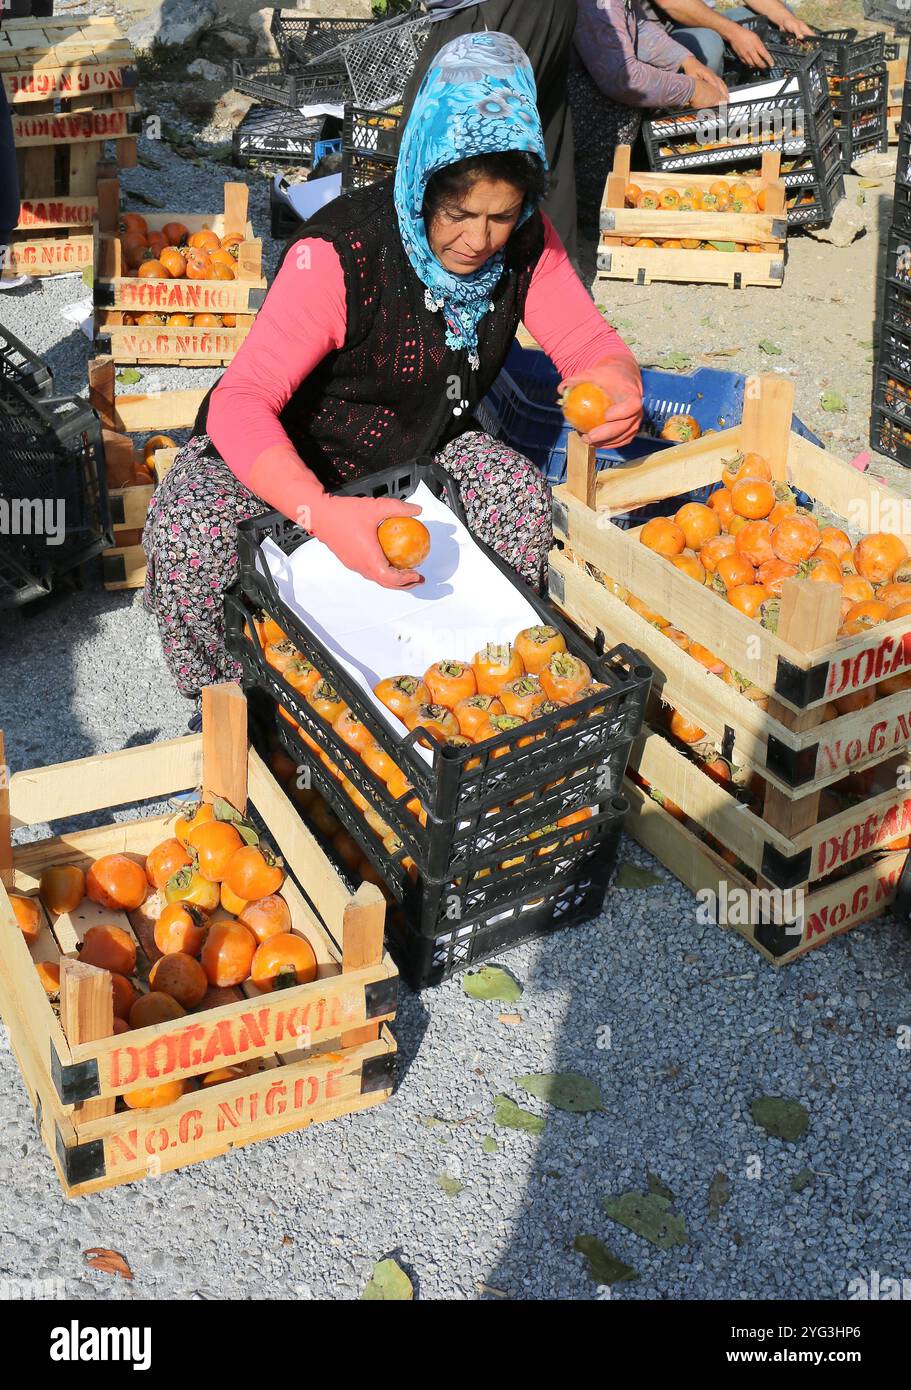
[0,327,111,608]
[230,9,352,167]
[871,46,911,467]
[764,29,890,171]
[643,47,844,229]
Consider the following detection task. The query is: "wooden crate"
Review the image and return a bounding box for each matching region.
[622,772,905,965]
[88,354,203,591]
[2,17,138,278]
[597,147,787,288]
[0,685,397,1198]
[887,55,904,143]
[548,375,911,957]
[93,180,267,366]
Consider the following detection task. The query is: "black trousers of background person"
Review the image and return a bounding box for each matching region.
[0,73,21,244]
[399,0,579,264]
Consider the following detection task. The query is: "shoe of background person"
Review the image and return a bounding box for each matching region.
[0,247,31,290]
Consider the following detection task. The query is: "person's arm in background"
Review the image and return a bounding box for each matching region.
[647,0,773,68]
[207,238,424,588]
[575,0,697,108]
[522,214,643,448]
[743,0,815,40]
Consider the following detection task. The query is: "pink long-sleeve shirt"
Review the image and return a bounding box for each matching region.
[207,213,634,490]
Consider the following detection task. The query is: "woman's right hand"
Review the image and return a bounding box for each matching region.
[307,493,426,589]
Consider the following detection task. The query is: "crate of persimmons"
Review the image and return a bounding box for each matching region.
[0,684,397,1198]
[224,460,653,990]
[597,145,787,289]
[91,179,268,367]
[549,373,911,965]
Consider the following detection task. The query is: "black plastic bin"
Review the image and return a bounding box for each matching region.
[0,375,112,608]
[340,104,403,193]
[225,457,651,954]
[0,325,53,401]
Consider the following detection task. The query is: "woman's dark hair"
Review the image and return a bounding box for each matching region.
[423,151,547,222]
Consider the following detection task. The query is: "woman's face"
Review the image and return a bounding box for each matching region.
[427,177,524,275]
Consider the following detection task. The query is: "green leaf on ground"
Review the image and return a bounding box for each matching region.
[481,1136,498,1154]
[791,1168,815,1193]
[703,347,741,357]
[615,861,662,889]
[574,1236,638,1285]
[858,178,882,189]
[362,1259,413,1301]
[751,1096,809,1142]
[81,266,93,289]
[858,340,875,349]
[138,150,162,170]
[493,1094,545,1134]
[437,1175,464,1197]
[758,339,782,355]
[463,965,522,1003]
[820,390,848,413]
[516,1072,603,1113]
[651,351,693,371]
[602,1191,688,1249]
[647,1172,675,1202]
[700,314,714,326]
[708,1171,731,1221]
[115,369,141,385]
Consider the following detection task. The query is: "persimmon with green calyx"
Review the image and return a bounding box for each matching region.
[164,865,221,912]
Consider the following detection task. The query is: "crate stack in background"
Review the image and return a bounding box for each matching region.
[0,326,111,608]
[871,44,911,468]
[887,42,906,143]
[763,28,891,171]
[1,13,139,278]
[223,460,652,990]
[548,378,911,966]
[643,46,845,230]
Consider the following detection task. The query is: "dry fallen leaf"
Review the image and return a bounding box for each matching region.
[83,1248,133,1281]
[498,1013,523,1026]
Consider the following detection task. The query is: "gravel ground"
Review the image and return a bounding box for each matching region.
[1,18,911,1303]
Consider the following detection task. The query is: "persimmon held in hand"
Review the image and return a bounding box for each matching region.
[377,517,430,570]
[562,383,611,434]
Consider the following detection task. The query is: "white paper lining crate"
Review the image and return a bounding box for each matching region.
[597,147,786,289]
[92,180,267,366]
[87,354,202,592]
[0,685,397,1198]
[2,16,139,278]
[548,376,911,963]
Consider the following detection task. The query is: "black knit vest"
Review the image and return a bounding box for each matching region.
[194,179,545,490]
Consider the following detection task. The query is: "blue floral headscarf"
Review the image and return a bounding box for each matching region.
[393,31,548,371]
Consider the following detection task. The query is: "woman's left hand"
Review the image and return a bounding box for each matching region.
[559,358,644,449]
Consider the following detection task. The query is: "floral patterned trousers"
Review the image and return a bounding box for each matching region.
[142,431,553,700]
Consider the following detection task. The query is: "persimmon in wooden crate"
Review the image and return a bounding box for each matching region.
[548,375,911,958]
[597,146,787,288]
[0,685,397,1197]
[92,180,267,366]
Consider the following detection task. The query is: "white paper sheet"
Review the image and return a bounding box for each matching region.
[258,481,542,762]
[297,103,345,120]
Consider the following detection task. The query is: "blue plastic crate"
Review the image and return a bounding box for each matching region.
[475,343,820,525]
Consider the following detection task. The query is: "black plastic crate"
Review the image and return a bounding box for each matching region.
[382,818,623,990]
[232,104,336,166]
[896,124,911,189]
[343,103,404,159]
[828,67,888,112]
[225,458,651,867]
[871,400,911,466]
[883,275,911,336]
[765,29,885,78]
[0,325,53,401]
[836,122,889,167]
[862,0,911,35]
[231,58,349,110]
[270,9,374,70]
[884,227,911,287]
[0,380,112,608]
[644,51,833,173]
[874,358,911,419]
[341,148,396,193]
